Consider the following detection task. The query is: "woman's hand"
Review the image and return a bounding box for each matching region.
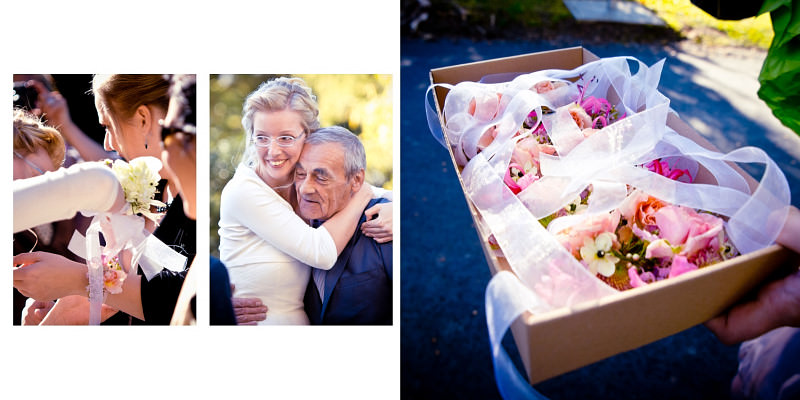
[40,295,118,325]
[27,80,72,129]
[362,202,393,243]
[21,299,55,326]
[705,206,800,344]
[13,252,88,301]
[705,268,800,344]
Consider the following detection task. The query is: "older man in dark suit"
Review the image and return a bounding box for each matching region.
[296,126,392,325]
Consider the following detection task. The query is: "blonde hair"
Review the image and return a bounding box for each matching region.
[240,77,320,167]
[92,74,170,130]
[13,108,66,168]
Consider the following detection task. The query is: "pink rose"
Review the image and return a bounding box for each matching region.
[619,190,667,228]
[511,136,556,167]
[654,206,723,258]
[468,92,502,122]
[567,103,593,130]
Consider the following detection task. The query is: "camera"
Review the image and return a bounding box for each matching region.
[13,81,38,110]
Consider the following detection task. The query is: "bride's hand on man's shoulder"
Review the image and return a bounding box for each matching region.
[362,202,393,244]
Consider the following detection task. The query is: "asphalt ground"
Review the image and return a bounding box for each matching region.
[400,37,800,400]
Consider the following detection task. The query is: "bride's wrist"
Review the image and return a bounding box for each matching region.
[71,260,90,297]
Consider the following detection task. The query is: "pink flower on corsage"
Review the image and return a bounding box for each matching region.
[101,254,126,294]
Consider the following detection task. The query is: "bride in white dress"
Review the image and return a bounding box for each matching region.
[218,77,390,325]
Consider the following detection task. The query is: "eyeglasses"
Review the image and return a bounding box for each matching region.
[161,123,196,142]
[14,151,45,175]
[252,132,305,148]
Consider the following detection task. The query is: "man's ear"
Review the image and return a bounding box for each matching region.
[350,169,365,194]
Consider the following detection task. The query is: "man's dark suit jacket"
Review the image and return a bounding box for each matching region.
[304,198,392,325]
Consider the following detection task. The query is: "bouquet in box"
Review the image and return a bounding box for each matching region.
[439,56,789,306]
[432,55,791,399]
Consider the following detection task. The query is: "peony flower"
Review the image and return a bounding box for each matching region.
[654,206,723,259]
[579,232,620,277]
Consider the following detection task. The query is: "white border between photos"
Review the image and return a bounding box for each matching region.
[1,1,400,398]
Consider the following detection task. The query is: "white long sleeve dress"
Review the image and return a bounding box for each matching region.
[218,165,337,325]
[14,162,122,233]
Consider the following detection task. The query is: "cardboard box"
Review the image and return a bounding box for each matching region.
[429,47,800,384]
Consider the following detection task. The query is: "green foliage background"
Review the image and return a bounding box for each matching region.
[209,74,393,257]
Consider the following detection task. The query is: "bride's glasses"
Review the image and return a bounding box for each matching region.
[253,132,305,148]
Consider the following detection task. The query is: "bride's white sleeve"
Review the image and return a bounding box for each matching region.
[13,162,123,233]
[370,184,393,201]
[222,176,338,270]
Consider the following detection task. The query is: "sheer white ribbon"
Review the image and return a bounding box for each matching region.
[83,211,148,325]
[431,56,791,399]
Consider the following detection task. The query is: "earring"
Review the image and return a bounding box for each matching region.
[145,139,148,150]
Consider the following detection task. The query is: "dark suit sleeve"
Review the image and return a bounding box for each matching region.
[379,240,392,281]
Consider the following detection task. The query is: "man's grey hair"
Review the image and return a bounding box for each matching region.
[305,126,366,180]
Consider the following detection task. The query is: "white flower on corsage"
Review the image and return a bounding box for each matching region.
[108,157,166,222]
